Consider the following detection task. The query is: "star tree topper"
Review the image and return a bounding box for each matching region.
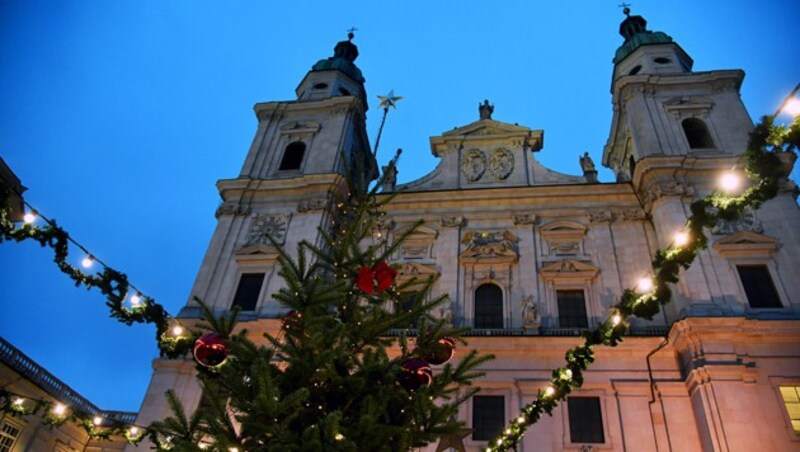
[377,89,403,110]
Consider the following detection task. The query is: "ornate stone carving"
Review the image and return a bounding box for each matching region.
[512,213,537,225]
[460,230,519,263]
[643,180,695,209]
[520,295,541,330]
[440,216,465,228]
[712,209,764,235]
[297,199,328,213]
[488,148,514,180]
[215,201,249,218]
[479,99,494,120]
[618,207,647,221]
[248,213,291,245]
[579,152,596,173]
[461,149,486,182]
[589,210,613,223]
[539,259,600,282]
[540,220,587,256]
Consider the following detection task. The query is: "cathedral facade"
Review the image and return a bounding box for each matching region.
[131,13,800,452]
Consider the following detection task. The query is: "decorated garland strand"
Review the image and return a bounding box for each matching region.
[0,388,145,444]
[488,115,799,451]
[0,184,195,358]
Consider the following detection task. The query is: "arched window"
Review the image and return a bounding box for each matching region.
[279,141,306,171]
[681,118,714,149]
[474,283,503,328]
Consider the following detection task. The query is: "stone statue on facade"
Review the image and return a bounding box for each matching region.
[580,152,598,183]
[479,99,494,120]
[520,295,541,331]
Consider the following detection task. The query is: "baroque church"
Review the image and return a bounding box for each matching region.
[131,11,800,452]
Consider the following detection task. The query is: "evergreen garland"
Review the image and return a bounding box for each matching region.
[488,115,799,451]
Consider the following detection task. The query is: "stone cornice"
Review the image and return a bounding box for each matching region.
[254,95,362,121]
[611,69,745,104]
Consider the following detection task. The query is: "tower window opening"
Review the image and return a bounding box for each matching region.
[681,118,715,149]
[654,57,671,64]
[279,141,306,171]
[312,82,328,90]
[628,65,642,75]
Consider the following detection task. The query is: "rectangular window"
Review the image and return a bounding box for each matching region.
[0,420,21,452]
[557,290,588,328]
[232,273,265,311]
[472,395,505,441]
[568,396,605,444]
[780,386,800,434]
[737,265,782,308]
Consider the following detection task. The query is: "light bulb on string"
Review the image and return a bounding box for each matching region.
[52,403,67,416]
[172,325,184,336]
[612,313,622,326]
[129,426,139,435]
[23,210,37,224]
[82,255,95,268]
[130,292,142,306]
[673,231,689,247]
[544,386,555,397]
[636,276,654,293]
[719,172,741,194]
[783,98,800,117]
[13,398,24,406]
[93,416,103,426]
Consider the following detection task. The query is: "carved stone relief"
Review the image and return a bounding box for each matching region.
[512,213,537,225]
[461,149,486,182]
[297,199,328,213]
[248,213,291,245]
[520,295,541,330]
[540,221,587,256]
[488,148,514,180]
[440,216,465,228]
[460,230,519,263]
[215,201,250,218]
[712,209,764,235]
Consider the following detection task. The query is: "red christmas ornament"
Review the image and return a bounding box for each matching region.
[374,262,398,292]
[399,357,433,391]
[356,262,398,294]
[193,333,229,368]
[421,337,456,365]
[357,266,375,294]
[281,310,303,333]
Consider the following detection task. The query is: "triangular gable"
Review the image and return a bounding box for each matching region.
[234,243,279,265]
[713,231,778,257]
[539,259,599,281]
[396,262,440,286]
[442,119,532,138]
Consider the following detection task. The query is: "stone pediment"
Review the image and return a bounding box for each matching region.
[460,230,519,264]
[662,96,714,117]
[234,243,280,265]
[430,119,543,157]
[539,259,599,281]
[395,224,438,260]
[396,262,440,287]
[540,221,587,256]
[279,121,320,135]
[713,231,778,257]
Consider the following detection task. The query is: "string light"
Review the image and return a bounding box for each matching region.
[612,313,622,326]
[636,276,654,293]
[93,416,103,426]
[673,231,689,247]
[81,255,94,268]
[334,433,345,441]
[172,325,184,336]
[13,398,24,406]
[23,210,36,224]
[130,292,142,306]
[719,172,741,193]
[129,426,139,435]
[544,386,555,397]
[52,403,67,416]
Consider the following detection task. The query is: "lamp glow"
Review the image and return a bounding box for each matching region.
[783,98,800,117]
[129,426,139,435]
[23,211,36,224]
[130,293,141,306]
[517,415,525,423]
[612,314,622,326]
[335,433,344,441]
[544,386,555,397]
[172,325,184,336]
[93,416,103,426]
[674,231,689,247]
[13,398,24,406]
[82,255,94,268]
[637,277,654,293]
[52,403,67,416]
[565,369,573,379]
[719,172,741,193]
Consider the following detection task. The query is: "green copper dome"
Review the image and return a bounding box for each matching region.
[613,12,674,64]
[311,37,365,83]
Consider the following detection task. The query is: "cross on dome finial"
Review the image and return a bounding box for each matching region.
[347,27,358,41]
[619,2,631,16]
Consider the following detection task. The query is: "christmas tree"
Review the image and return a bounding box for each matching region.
[146,152,494,451]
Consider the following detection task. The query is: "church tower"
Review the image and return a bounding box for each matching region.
[129,35,376,436]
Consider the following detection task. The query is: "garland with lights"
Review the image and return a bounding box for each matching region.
[0,388,145,444]
[487,116,799,451]
[0,184,195,358]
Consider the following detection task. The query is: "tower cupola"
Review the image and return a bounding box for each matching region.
[611,8,693,86]
[296,33,368,111]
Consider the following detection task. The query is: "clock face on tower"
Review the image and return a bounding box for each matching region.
[248,214,291,245]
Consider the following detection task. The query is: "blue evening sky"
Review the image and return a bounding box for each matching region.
[1,1,798,412]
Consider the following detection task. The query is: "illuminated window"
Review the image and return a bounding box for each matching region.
[567,396,605,443]
[472,395,505,441]
[0,419,21,452]
[474,284,503,328]
[232,273,265,311]
[780,386,800,434]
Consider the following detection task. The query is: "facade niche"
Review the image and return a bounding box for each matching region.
[279,141,306,170]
